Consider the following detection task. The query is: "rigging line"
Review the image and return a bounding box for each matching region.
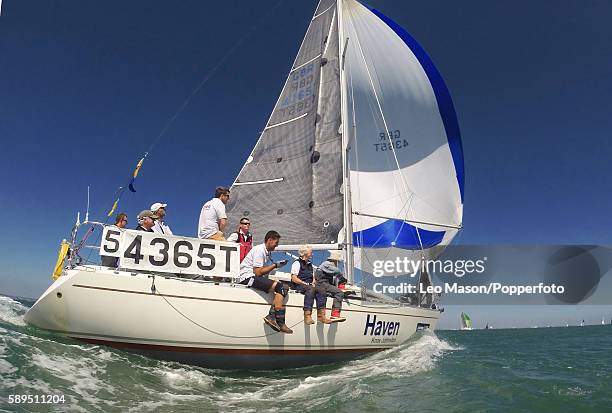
[144,0,287,156]
[154,283,304,339]
[87,1,287,253]
[345,7,425,253]
[354,81,455,224]
[348,62,372,288]
[83,186,125,265]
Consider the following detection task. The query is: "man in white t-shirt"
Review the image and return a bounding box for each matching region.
[151,202,173,235]
[238,230,291,334]
[198,186,230,240]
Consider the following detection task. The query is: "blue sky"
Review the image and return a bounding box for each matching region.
[1,1,611,327]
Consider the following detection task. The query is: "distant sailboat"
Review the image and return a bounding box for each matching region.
[602,317,605,325]
[460,312,472,330]
[580,319,585,327]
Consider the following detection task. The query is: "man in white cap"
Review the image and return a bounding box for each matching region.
[314,250,348,323]
[150,202,173,235]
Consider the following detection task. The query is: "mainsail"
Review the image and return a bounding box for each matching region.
[226,0,344,246]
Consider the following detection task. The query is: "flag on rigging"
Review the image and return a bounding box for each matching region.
[107,197,120,217]
[128,156,145,192]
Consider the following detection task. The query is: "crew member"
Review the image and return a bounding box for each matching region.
[136,210,157,232]
[314,250,347,322]
[198,186,230,240]
[238,230,292,333]
[227,217,252,262]
[151,202,173,235]
[290,245,330,325]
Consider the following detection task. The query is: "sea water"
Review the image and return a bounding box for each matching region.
[1,295,610,412]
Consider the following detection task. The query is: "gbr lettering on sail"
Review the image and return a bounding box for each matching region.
[100,228,239,276]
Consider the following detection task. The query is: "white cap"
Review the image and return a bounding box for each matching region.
[328,250,344,262]
[150,202,167,212]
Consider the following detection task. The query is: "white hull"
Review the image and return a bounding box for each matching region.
[25,267,439,369]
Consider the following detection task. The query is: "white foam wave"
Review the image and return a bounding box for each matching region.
[0,358,17,375]
[211,333,460,411]
[0,319,460,412]
[160,365,215,390]
[30,349,119,409]
[1,376,55,394]
[283,332,458,397]
[0,296,28,326]
[126,393,211,413]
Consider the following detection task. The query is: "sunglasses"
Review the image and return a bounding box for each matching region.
[240,222,251,225]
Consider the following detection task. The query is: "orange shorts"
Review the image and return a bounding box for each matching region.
[207,231,226,241]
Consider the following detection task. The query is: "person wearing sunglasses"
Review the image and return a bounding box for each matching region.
[227,217,253,262]
[150,202,173,235]
[114,212,128,229]
[135,210,158,232]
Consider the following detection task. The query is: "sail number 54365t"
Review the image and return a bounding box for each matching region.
[101,228,239,276]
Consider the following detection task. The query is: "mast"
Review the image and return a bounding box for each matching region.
[337,0,354,284]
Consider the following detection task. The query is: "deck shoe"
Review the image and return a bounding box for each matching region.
[329,309,347,323]
[275,308,294,334]
[279,324,294,334]
[317,308,332,324]
[303,310,315,325]
[264,315,281,332]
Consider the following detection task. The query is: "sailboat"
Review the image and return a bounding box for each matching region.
[460,312,472,330]
[24,0,464,369]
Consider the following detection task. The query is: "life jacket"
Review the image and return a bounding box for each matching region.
[293,258,314,286]
[236,230,253,262]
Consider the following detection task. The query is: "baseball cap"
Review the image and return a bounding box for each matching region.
[328,250,344,262]
[137,210,159,220]
[150,202,167,212]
